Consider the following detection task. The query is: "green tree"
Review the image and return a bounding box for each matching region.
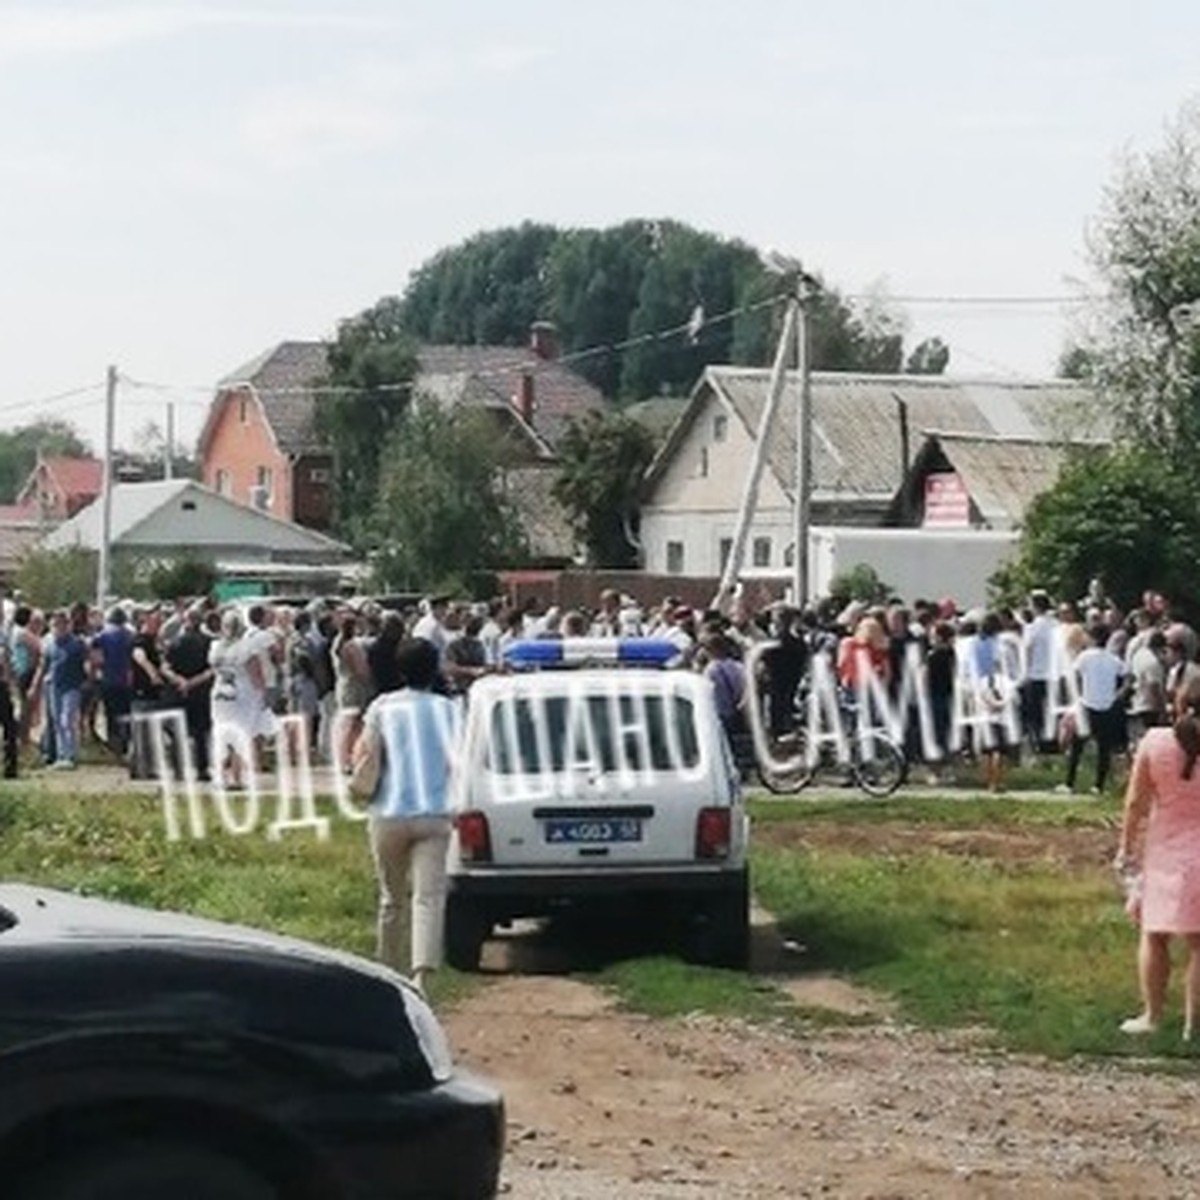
[553,412,656,568]
[316,310,420,544]
[994,448,1200,615]
[0,418,90,503]
[146,553,218,600]
[1074,98,1200,464]
[828,563,893,608]
[15,546,96,609]
[379,220,925,401]
[369,400,527,591]
[905,337,950,375]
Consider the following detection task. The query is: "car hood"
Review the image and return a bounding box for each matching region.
[0,885,429,1069]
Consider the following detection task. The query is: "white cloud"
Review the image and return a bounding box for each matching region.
[237,45,549,171]
[0,5,410,60]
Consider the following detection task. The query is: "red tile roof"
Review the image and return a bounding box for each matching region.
[42,456,104,501]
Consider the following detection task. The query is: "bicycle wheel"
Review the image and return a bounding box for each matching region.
[853,735,907,797]
[758,731,815,794]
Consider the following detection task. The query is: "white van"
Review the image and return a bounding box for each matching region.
[445,640,750,971]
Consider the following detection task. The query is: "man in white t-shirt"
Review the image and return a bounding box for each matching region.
[1021,589,1059,753]
[1060,626,1125,794]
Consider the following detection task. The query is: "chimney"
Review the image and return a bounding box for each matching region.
[530,320,558,361]
[516,372,536,424]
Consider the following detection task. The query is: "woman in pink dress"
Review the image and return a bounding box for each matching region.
[1115,675,1200,1038]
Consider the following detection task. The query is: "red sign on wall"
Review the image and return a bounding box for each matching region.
[923,471,970,527]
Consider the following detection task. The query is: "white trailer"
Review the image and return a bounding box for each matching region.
[741,526,1019,608]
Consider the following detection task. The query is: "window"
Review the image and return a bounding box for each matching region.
[784,542,795,568]
[256,466,273,493]
[719,537,733,570]
[239,395,249,424]
[752,536,771,568]
[666,540,685,574]
[712,414,728,442]
[309,466,331,484]
[698,446,709,477]
[215,469,231,496]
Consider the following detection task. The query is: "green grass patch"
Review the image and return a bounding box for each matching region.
[0,786,475,1007]
[598,956,789,1022]
[752,841,1192,1059]
[749,793,1121,830]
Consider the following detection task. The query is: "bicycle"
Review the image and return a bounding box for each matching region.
[757,698,908,798]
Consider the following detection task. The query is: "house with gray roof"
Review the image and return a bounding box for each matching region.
[638,366,1106,578]
[198,324,604,561]
[43,480,354,596]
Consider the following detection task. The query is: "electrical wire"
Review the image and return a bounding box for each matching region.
[0,381,105,419]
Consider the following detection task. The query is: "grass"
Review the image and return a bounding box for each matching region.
[0,784,1184,1060]
[0,784,476,1007]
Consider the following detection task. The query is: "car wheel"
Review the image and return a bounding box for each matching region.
[13,1138,279,1200]
[445,893,490,971]
[684,873,750,970]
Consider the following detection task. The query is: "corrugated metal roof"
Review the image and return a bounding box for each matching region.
[42,480,349,555]
[706,368,1107,500]
[925,432,1100,526]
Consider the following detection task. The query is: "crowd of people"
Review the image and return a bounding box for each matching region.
[5,578,1200,1023]
[0,578,1196,795]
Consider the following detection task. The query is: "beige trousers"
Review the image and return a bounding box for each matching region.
[368,814,452,974]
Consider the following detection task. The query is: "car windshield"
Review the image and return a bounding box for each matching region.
[487,692,700,775]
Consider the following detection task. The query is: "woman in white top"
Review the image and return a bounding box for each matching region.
[209,608,263,789]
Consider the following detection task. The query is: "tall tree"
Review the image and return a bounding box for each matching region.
[991,448,1200,616]
[553,412,656,568]
[0,418,90,503]
[905,337,950,375]
[369,400,527,591]
[316,307,420,545]
[1074,98,1200,465]
[380,220,924,401]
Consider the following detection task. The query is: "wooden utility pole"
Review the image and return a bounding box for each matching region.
[712,298,799,612]
[792,287,813,607]
[165,401,175,480]
[97,364,117,609]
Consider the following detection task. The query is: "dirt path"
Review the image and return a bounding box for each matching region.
[444,937,1200,1199]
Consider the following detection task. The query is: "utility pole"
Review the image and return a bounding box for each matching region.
[792,285,814,607]
[97,364,117,610]
[164,401,175,480]
[712,298,799,612]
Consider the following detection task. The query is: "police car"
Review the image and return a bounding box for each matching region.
[445,638,750,971]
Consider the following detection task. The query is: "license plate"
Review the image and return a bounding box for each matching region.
[544,817,643,844]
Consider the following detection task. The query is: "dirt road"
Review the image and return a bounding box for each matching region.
[445,936,1200,1199]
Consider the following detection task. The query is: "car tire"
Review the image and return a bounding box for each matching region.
[684,872,750,970]
[445,893,490,972]
[13,1138,279,1200]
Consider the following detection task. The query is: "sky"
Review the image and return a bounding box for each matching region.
[2,0,1198,454]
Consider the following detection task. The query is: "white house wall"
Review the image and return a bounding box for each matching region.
[641,388,795,577]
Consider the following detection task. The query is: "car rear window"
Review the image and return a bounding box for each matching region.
[487,692,700,775]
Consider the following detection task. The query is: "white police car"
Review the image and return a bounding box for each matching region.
[445,638,750,971]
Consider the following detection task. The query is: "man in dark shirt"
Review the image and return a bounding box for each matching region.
[129,607,168,779]
[164,606,214,783]
[91,606,134,758]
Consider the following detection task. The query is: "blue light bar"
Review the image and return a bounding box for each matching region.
[503,637,680,670]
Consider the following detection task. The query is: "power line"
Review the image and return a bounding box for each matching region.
[0,380,104,419]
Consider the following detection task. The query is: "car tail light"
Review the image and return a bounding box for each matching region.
[695,807,731,860]
[455,811,492,863]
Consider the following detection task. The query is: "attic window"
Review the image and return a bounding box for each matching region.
[712,414,728,442]
[181,500,196,512]
[239,395,249,424]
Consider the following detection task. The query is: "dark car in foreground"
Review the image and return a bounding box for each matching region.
[0,885,504,1200]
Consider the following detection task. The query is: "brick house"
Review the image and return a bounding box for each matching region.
[198,324,605,555]
[16,454,104,523]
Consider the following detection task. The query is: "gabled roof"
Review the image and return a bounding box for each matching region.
[19,456,104,504]
[891,431,1109,528]
[645,368,1109,502]
[201,338,606,461]
[42,479,349,556]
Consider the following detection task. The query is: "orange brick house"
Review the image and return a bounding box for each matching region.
[199,325,606,552]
